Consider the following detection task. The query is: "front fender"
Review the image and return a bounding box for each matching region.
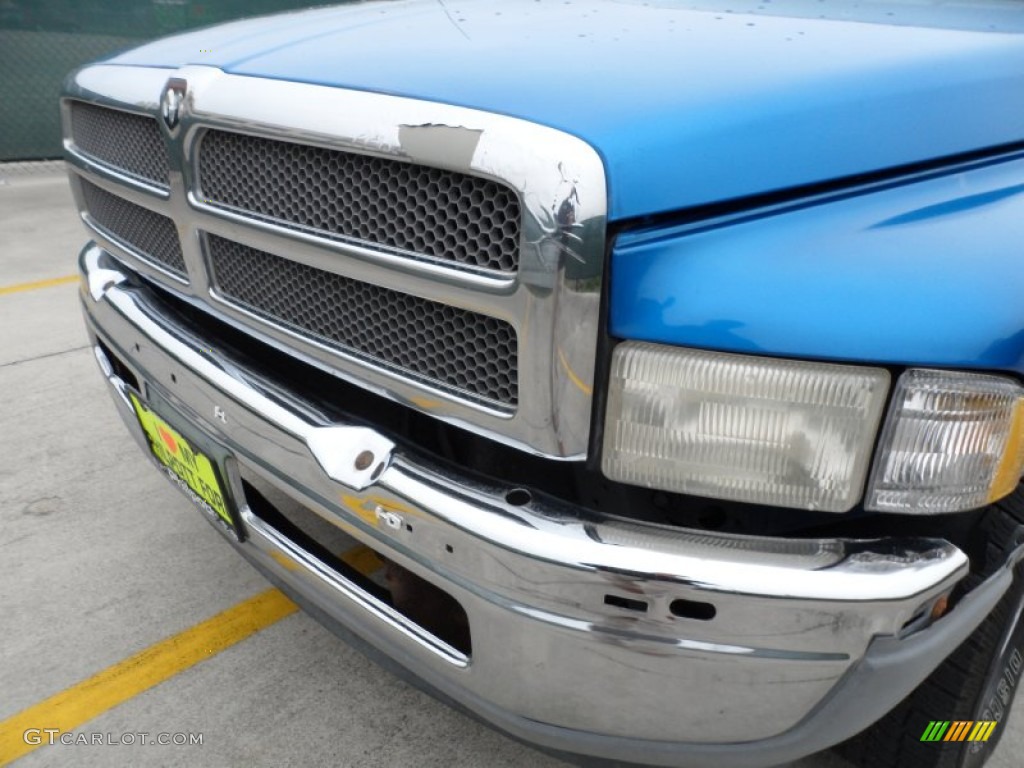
[611,152,1024,375]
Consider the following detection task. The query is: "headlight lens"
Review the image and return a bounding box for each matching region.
[601,343,890,512]
[865,369,1024,513]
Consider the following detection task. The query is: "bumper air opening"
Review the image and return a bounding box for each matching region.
[604,594,649,613]
[96,337,140,392]
[240,475,472,657]
[505,488,532,506]
[669,599,717,621]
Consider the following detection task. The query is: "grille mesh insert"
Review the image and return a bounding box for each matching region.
[70,102,169,187]
[207,235,518,406]
[198,130,521,273]
[81,180,186,277]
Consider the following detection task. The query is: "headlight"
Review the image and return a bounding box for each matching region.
[601,343,890,512]
[865,369,1024,513]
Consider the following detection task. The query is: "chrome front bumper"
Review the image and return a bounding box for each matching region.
[80,244,1015,767]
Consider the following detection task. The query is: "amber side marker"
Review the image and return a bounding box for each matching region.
[930,594,950,620]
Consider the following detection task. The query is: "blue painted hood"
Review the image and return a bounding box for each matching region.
[108,0,1024,220]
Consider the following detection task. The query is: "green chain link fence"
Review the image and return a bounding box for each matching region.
[0,1,325,161]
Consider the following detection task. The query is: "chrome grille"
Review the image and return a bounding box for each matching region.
[80,180,186,277]
[206,235,519,406]
[197,130,521,273]
[70,102,170,187]
[63,66,607,457]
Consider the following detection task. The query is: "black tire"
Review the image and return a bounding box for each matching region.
[837,489,1024,768]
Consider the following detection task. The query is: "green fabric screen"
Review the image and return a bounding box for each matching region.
[0,1,326,161]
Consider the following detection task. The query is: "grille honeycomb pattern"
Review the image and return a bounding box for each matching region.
[198,130,521,273]
[207,235,518,406]
[81,180,186,277]
[70,102,170,187]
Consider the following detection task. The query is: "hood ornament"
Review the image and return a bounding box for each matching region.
[160,78,187,131]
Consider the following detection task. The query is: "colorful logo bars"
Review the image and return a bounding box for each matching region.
[920,721,997,742]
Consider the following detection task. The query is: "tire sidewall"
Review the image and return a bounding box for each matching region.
[960,569,1024,768]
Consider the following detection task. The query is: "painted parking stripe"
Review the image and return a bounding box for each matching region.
[0,589,295,765]
[0,544,378,765]
[0,275,79,296]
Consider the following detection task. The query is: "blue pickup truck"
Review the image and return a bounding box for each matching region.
[64,1,1024,766]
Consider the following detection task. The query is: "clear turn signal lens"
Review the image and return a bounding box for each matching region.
[866,369,1024,513]
[601,343,890,512]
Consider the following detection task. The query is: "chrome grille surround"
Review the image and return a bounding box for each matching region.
[198,129,521,273]
[207,234,518,407]
[68,101,170,189]
[61,64,608,459]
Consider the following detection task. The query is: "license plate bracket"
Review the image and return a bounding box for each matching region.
[129,391,241,539]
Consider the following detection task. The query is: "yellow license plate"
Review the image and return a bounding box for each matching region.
[129,393,233,527]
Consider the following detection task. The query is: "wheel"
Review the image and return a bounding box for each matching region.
[836,489,1024,768]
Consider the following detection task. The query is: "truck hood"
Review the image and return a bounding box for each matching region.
[107,0,1024,220]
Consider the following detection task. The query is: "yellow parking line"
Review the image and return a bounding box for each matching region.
[0,274,79,296]
[0,588,297,765]
[0,543,376,765]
